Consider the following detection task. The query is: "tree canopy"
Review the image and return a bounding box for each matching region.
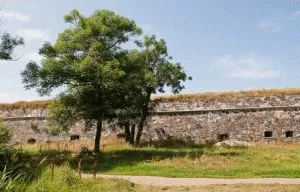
[21,9,191,152]
[123,35,191,145]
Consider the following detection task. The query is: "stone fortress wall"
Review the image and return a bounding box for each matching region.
[2,89,300,143]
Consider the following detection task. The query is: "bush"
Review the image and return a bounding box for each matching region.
[26,165,136,192]
[0,119,11,145]
[0,166,26,192]
[26,166,79,192]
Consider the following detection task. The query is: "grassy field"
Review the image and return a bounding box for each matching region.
[149,184,300,192]
[18,138,300,178]
[24,165,300,192]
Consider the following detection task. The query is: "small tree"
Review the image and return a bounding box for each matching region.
[128,36,191,145]
[21,9,141,153]
[0,119,11,145]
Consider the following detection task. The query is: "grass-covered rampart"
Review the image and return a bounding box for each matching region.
[154,88,300,102]
[2,88,300,110]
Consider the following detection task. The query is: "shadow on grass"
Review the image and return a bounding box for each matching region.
[0,146,73,183]
[139,139,215,149]
[69,148,206,173]
[4,139,245,179]
[67,139,234,173]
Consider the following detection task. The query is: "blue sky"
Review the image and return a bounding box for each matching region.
[1,0,300,102]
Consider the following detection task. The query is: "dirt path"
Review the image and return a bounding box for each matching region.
[81,174,300,186]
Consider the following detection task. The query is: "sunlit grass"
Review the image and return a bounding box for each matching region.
[148,184,300,192]
[24,165,300,192]
[17,138,300,178]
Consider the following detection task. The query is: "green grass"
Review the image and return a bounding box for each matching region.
[26,165,138,192]
[23,165,300,192]
[91,143,300,178]
[5,140,300,191]
[18,139,300,178]
[149,184,300,192]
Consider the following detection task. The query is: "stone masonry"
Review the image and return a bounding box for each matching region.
[2,94,300,143]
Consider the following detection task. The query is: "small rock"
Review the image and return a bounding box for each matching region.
[215,140,253,147]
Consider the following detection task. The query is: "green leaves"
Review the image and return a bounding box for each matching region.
[21,9,191,147]
[0,33,24,60]
[21,9,144,134]
[64,9,83,26]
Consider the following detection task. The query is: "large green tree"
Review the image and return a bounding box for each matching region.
[21,9,141,153]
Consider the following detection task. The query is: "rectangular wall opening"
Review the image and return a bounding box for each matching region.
[285,131,294,138]
[264,131,272,138]
[217,133,229,141]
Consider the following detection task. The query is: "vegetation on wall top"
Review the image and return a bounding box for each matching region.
[153,88,300,102]
[1,88,300,110]
[0,100,52,110]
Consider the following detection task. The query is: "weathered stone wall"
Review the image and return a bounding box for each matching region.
[144,109,300,142]
[2,94,300,143]
[155,95,300,111]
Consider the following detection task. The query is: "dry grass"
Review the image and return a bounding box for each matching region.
[18,137,128,153]
[2,88,300,110]
[154,155,238,169]
[154,88,300,102]
[0,100,52,110]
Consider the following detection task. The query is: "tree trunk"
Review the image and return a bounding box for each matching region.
[135,90,152,145]
[135,115,146,145]
[94,119,102,153]
[129,124,136,145]
[124,122,130,142]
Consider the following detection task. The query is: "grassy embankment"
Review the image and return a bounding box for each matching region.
[18,137,300,178]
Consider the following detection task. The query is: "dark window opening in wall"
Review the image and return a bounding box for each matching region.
[217,133,229,141]
[264,131,273,138]
[27,138,36,144]
[285,131,294,138]
[70,134,80,141]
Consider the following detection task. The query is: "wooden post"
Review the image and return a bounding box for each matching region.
[93,154,97,179]
[51,163,55,181]
[78,156,82,179]
[57,143,60,152]
[65,143,68,151]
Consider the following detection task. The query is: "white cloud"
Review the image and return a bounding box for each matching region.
[258,19,282,33]
[0,10,30,22]
[23,52,42,62]
[292,10,300,17]
[16,28,49,42]
[141,24,156,35]
[213,54,281,80]
[258,10,300,33]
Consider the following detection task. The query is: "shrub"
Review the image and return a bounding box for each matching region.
[0,119,11,145]
[0,166,25,192]
[26,165,79,192]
